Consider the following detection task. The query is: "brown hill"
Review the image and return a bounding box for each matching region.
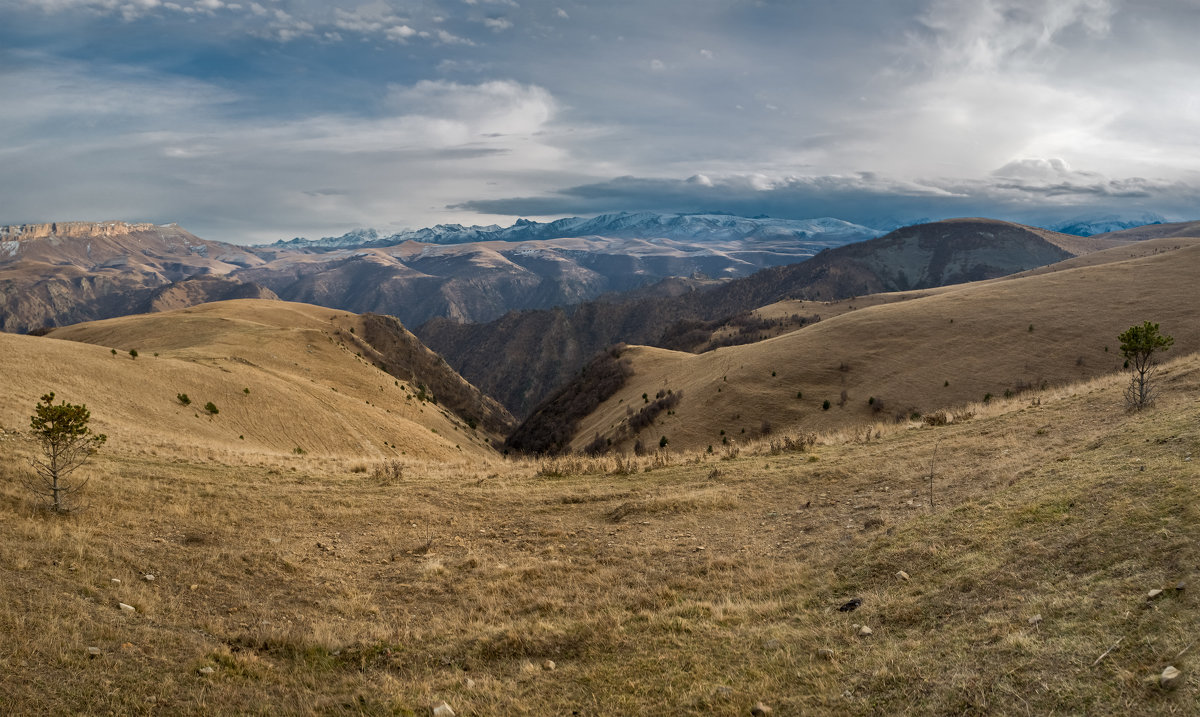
[423,218,1122,418]
[1092,219,1200,242]
[0,299,507,460]
[518,236,1200,454]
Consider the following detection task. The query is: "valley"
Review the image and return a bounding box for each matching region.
[1,213,1197,715]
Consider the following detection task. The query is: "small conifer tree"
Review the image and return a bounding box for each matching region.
[25,393,106,512]
[1119,321,1173,410]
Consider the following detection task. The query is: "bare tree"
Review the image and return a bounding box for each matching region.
[24,393,106,512]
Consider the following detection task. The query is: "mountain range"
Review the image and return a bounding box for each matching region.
[0,213,884,333]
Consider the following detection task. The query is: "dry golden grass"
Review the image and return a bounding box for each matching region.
[0,300,498,462]
[1,345,1197,714]
[575,237,1200,454]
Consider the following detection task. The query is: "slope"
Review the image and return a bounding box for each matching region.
[539,237,1200,454]
[422,217,1124,418]
[0,344,1197,714]
[0,299,505,461]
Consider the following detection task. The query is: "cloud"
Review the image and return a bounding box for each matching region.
[483,16,512,31]
[0,57,566,241]
[452,165,1200,229]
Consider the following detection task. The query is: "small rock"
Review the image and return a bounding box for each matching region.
[750,702,773,716]
[142,574,155,582]
[118,603,136,613]
[1160,665,1182,689]
[817,648,835,660]
[838,597,862,612]
[1175,581,1186,591]
[858,625,873,637]
[1148,589,1164,600]
[1028,614,1043,626]
[431,701,455,717]
[109,578,121,586]
[542,659,556,671]
[190,584,199,590]
[896,570,910,581]
[198,666,215,676]
[87,646,101,657]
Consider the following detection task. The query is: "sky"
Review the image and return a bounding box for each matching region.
[3,0,1200,244]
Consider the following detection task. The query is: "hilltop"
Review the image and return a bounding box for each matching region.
[0,299,509,461]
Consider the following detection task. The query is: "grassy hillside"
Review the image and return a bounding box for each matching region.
[0,344,1196,713]
[559,237,1200,454]
[420,217,1127,418]
[1,300,501,461]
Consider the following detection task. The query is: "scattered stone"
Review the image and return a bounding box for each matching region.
[431,701,455,717]
[542,659,556,671]
[858,625,873,637]
[190,584,199,591]
[87,646,101,657]
[1160,665,1182,689]
[463,678,476,690]
[1176,581,1186,592]
[198,666,215,676]
[1148,589,1164,600]
[109,578,121,586]
[152,537,165,543]
[838,598,862,612]
[142,574,155,582]
[817,648,835,661]
[118,603,136,613]
[1028,614,1043,626]
[750,701,773,716]
[896,570,910,581]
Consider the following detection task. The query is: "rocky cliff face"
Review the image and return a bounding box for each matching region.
[0,221,162,240]
[0,221,270,332]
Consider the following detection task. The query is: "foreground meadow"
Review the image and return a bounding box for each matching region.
[1,357,1198,715]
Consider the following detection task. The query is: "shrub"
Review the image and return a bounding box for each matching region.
[204,402,219,415]
[822,400,831,410]
[177,393,191,406]
[659,435,669,449]
[128,348,138,359]
[924,411,949,426]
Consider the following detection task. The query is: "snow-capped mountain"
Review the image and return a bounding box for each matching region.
[1051,213,1166,237]
[269,212,884,250]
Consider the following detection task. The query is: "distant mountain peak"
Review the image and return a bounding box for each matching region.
[1050,212,1166,236]
[270,212,885,250]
